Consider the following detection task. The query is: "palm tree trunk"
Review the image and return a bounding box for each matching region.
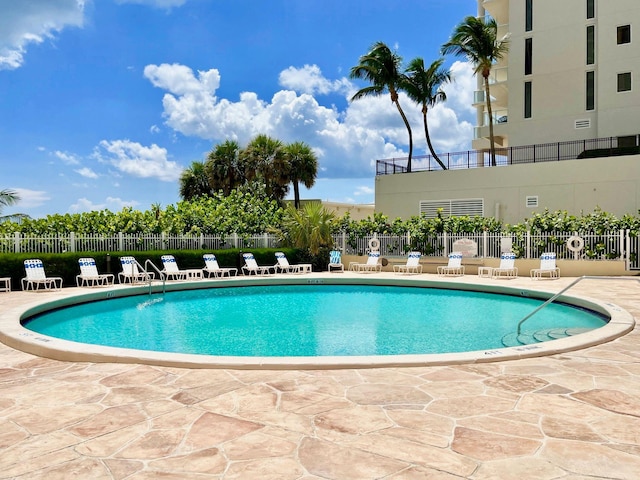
[394,101,413,173]
[293,181,300,210]
[423,108,447,170]
[484,75,497,167]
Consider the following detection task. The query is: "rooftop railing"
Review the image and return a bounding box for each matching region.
[376,134,640,175]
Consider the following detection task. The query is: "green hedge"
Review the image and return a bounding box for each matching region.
[0,248,302,291]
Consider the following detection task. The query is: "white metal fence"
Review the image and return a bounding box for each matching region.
[1,230,637,269]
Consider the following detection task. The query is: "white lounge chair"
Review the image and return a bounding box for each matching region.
[437,252,465,276]
[393,251,423,275]
[76,257,114,287]
[328,250,344,272]
[492,252,518,279]
[118,256,155,284]
[203,254,237,278]
[274,252,309,273]
[354,251,383,273]
[242,253,274,275]
[530,252,560,279]
[160,255,190,280]
[21,259,63,291]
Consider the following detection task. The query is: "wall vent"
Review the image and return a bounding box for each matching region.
[575,119,591,129]
[419,198,484,218]
[526,195,539,208]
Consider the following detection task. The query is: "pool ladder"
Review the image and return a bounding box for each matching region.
[142,259,166,295]
[516,275,640,335]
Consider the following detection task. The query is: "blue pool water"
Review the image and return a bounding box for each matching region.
[23,285,607,357]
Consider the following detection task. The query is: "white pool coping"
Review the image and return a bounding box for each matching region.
[0,273,635,369]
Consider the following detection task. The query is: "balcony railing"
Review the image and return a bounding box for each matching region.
[376,135,640,174]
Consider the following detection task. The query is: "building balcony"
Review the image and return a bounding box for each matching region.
[482,0,508,25]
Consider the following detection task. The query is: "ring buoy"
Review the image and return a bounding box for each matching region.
[567,236,584,252]
[368,237,380,251]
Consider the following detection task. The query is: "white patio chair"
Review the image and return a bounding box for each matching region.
[354,251,383,273]
[393,251,423,275]
[203,254,238,278]
[530,252,560,279]
[160,255,190,281]
[76,257,114,287]
[437,252,465,276]
[242,253,274,275]
[274,252,302,273]
[21,259,63,291]
[492,252,518,279]
[118,256,155,284]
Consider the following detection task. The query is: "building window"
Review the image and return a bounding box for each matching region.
[586,26,595,65]
[618,72,632,92]
[524,81,532,118]
[525,0,533,31]
[617,25,631,45]
[525,38,532,75]
[586,71,595,110]
[586,0,595,19]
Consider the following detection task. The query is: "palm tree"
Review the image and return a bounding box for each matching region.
[179,161,213,200]
[402,57,451,170]
[350,41,414,172]
[243,134,289,202]
[441,15,509,166]
[274,202,336,256]
[284,141,318,209]
[0,188,27,222]
[205,140,244,195]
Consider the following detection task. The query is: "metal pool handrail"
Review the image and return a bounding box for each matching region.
[517,275,640,335]
[143,259,166,295]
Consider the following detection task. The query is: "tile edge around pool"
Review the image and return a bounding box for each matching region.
[1,273,635,370]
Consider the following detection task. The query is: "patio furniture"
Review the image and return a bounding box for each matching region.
[21,259,63,291]
[437,253,465,276]
[393,251,423,275]
[76,257,115,287]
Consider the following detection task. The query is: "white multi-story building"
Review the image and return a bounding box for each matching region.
[474,0,640,150]
[375,0,640,226]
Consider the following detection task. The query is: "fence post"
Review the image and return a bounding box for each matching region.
[443,232,448,257]
[483,231,487,258]
[407,232,411,252]
[119,232,124,252]
[14,232,20,253]
[625,229,630,270]
[70,232,76,253]
[264,233,268,248]
[526,231,531,259]
[233,233,238,249]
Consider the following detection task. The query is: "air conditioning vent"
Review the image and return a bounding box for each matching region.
[575,119,591,129]
[526,195,539,208]
[420,198,484,218]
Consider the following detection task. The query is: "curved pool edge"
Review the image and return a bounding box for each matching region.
[1,273,635,370]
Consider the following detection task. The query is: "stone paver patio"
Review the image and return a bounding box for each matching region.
[1,274,639,479]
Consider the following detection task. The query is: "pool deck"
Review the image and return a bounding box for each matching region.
[1,273,640,479]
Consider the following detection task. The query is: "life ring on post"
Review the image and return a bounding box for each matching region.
[567,236,584,252]
[368,237,380,251]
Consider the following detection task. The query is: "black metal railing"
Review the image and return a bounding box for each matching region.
[376,135,640,175]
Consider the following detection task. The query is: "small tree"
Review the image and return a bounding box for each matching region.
[0,188,28,222]
[284,141,318,209]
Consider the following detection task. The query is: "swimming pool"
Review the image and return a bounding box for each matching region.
[23,283,608,358]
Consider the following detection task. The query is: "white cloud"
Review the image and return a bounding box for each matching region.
[11,188,50,208]
[278,65,351,96]
[0,0,85,70]
[75,167,98,179]
[69,196,140,213]
[95,139,183,182]
[115,0,187,8]
[54,150,81,165]
[143,61,477,178]
[150,124,161,134]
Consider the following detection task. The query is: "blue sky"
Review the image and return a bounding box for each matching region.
[1,0,477,218]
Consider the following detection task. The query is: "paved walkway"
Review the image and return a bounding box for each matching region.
[1,275,640,479]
